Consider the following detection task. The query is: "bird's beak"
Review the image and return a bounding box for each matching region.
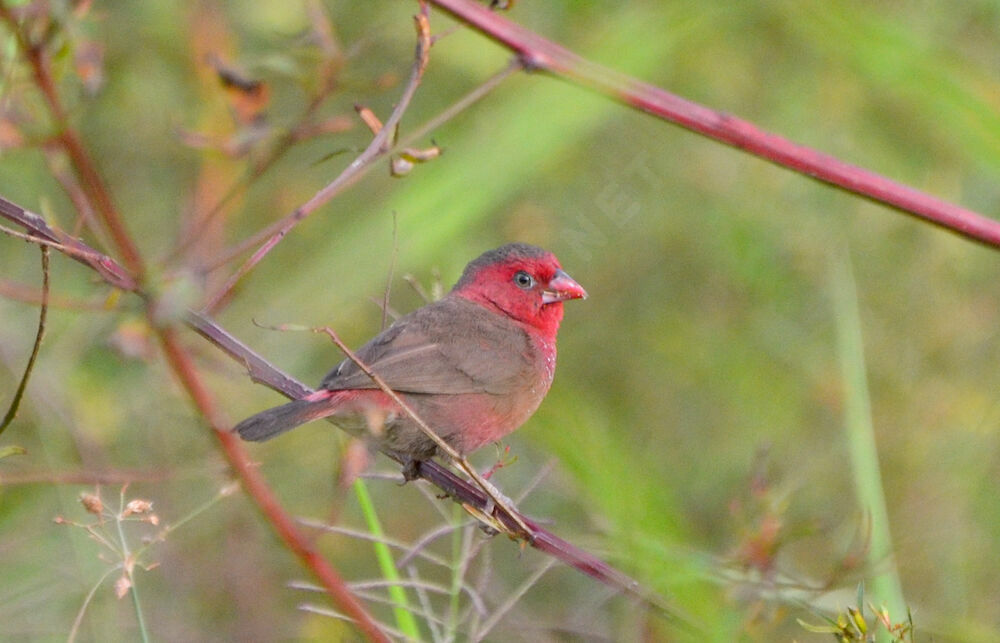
[542,269,588,304]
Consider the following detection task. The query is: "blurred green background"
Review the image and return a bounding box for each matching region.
[2,0,999,640]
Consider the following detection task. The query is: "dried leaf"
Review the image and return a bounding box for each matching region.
[114,574,131,599]
[209,56,270,125]
[108,319,155,361]
[74,40,105,94]
[80,492,104,515]
[390,156,414,177]
[337,439,371,488]
[354,104,382,135]
[72,0,95,18]
[0,118,25,150]
[123,499,153,516]
[398,145,441,163]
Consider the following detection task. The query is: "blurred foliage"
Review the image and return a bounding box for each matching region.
[2,0,1000,640]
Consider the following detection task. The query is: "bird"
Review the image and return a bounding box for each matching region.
[233,243,586,473]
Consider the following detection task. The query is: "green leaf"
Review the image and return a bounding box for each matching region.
[0,445,27,460]
[797,618,842,634]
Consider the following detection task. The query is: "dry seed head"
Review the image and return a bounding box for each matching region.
[80,492,103,515]
[123,499,153,516]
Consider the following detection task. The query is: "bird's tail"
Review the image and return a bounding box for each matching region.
[233,391,338,442]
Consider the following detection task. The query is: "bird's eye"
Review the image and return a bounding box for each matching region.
[513,271,534,289]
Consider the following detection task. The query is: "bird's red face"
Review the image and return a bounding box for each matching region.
[453,245,587,337]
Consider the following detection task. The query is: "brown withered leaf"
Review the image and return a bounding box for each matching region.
[209,55,270,125]
[337,439,371,488]
[74,40,105,94]
[0,117,25,150]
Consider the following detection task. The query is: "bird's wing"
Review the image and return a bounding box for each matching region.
[320,297,536,396]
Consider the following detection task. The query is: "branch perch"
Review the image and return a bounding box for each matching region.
[1,195,662,615]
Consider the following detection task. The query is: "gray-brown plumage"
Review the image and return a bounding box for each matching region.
[233,243,586,460]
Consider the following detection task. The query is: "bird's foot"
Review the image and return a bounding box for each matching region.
[400,458,422,483]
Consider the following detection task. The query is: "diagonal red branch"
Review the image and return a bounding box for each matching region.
[427,0,1000,248]
[0,198,137,291]
[0,195,388,642]
[0,10,382,628]
[155,326,390,643]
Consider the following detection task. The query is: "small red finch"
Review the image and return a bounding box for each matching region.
[234,243,586,468]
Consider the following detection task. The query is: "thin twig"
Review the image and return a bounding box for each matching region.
[133,482,240,559]
[170,62,348,263]
[199,28,519,279]
[474,559,558,641]
[403,274,433,304]
[0,198,137,291]
[397,522,465,568]
[115,486,151,643]
[39,144,109,247]
[0,468,196,485]
[67,566,121,643]
[305,580,455,626]
[0,221,92,255]
[0,277,113,310]
[1,245,49,434]
[427,0,1000,248]
[299,519,453,569]
[0,1,146,277]
[409,567,444,641]
[202,6,434,313]
[397,56,522,150]
[296,603,407,640]
[382,212,398,331]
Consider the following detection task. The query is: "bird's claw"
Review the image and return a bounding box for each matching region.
[400,458,422,483]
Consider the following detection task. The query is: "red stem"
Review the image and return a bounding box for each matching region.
[0,195,387,639]
[155,327,391,643]
[0,4,387,633]
[427,0,1000,248]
